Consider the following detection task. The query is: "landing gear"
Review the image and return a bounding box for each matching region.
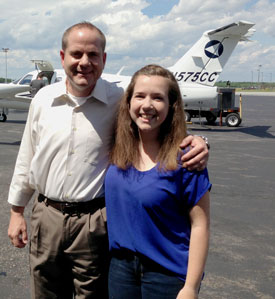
[0,113,7,122]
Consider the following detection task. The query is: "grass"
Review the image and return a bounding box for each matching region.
[216,81,275,93]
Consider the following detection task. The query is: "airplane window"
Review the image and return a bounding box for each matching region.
[12,78,20,84]
[19,75,33,85]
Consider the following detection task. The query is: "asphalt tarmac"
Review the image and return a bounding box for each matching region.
[0,93,274,298]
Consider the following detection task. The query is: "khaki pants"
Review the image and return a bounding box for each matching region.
[30,199,109,299]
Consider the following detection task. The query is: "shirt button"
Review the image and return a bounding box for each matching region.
[68,172,72,176]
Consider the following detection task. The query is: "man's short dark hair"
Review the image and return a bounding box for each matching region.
[37,72,44,79]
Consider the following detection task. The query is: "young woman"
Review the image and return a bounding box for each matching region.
[105,65,211,299]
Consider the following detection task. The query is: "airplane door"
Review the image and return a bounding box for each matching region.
[31,60,54,72]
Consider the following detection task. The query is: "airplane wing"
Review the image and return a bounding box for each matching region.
[0,84,30,99]
[207,20,255,40]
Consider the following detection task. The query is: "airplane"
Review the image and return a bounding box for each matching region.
[0,20,255,123]
[0,60,66,121]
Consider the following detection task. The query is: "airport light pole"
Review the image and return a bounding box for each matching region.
[2,48,10,83]
[257,64,262,83]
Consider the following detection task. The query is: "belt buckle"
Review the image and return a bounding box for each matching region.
[62,202,79,217]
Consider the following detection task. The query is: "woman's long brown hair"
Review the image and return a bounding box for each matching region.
[110,64,187,171]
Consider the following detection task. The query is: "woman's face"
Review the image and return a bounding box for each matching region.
[129,75,170,137]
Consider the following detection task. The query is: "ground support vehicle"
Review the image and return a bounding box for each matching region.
[184,88,242,127]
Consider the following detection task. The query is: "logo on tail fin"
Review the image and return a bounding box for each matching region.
[204,40,224,58]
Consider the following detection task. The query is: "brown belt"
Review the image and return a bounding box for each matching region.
[38,194,105,216]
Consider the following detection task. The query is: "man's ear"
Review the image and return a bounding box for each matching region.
[60,50,65,67]
[103,52,107,68]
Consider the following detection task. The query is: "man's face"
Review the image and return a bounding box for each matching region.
[60,27,106,97]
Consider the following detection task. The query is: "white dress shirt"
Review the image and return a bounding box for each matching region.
[8,78,124,206]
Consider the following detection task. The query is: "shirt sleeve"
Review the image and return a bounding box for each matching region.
[182,168,211,209]
[8,101,37,207]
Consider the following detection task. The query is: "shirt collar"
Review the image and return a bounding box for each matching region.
[91,78,108,104]
[53,77,108,105]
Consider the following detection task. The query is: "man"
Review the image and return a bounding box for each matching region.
[8,22,209,298]
[30,73,47,97]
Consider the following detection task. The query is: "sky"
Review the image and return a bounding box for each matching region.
[0,0,275,82]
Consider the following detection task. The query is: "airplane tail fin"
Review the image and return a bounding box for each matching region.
[168,20,255,86]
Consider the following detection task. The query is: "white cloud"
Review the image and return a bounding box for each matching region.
[0,0,274,82]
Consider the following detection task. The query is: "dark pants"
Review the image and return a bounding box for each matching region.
[30,198,109,299]
[108,252,185,299]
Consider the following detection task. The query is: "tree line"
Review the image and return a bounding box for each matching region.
[0,77,13,83]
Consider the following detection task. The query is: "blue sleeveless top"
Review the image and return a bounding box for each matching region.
[105,165,211,281]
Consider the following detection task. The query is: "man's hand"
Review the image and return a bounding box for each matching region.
[179,135,209,171]
[8,206,28,248]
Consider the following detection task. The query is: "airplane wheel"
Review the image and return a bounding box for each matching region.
[225,113,241,127]
[185,111,191,122]
[0,113,7,122]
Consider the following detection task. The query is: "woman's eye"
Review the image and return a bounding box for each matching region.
[134,95,144,100]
